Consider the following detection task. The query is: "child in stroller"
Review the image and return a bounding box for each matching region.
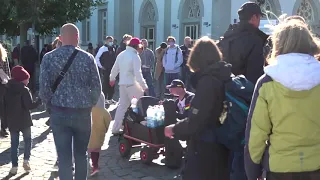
[118,96,183,168]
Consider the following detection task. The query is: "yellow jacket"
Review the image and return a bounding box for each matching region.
[88,107,111,150]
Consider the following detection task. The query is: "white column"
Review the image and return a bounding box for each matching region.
[90,8,99,46]
[279,0,295,16]
[201,0,212,36]
[134,0,143,37]
[230,0,247,23]
[108,0,115,36]
[171,0,181,43]
[156,0,165,46]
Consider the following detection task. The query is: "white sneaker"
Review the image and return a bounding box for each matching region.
[23,160,31,172]
[9,167,18,175]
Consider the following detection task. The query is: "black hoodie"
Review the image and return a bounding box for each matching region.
[173,61,232,138]
[4,79,41,132]
[221,22,268,84]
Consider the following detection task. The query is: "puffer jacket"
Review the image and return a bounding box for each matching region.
[245,53,320,180]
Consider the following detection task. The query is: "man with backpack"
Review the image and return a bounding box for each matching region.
[95,36,117,104]
[216,2,267,179]
[218,2,268,85]
[162,36,183,86]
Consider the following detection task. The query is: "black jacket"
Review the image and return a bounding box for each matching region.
[175,91,194,120]
[21,45,38,74]
[180,45,191,67]
[100,45,116,70]
[4,79,41,131]
[173,61,231,179]
[222,22,268,84]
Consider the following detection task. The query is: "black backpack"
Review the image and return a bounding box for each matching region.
[201,75,254,151]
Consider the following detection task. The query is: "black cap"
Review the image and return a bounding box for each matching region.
[160,42,167,49]
[238,2,266,20]
[166,79,185,89]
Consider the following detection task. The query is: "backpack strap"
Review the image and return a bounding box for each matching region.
[175,47,179,63]
[51,49,79,93]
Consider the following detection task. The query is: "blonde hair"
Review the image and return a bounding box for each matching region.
[0,43,7,62]
[52,37,62,49]
[268,20,320,64]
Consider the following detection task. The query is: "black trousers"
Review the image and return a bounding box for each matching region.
[0,84,6,130]
[102,69,115,100]
[266,170,320,180]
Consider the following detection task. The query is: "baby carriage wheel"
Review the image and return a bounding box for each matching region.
[119,138,131,158]
[140,147,154,165]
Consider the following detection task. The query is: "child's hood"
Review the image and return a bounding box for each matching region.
[95,92,105,108]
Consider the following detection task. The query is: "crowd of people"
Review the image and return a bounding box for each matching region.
[0,1,320,180]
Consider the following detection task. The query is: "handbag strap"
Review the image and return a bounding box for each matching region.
[51,49,79,93]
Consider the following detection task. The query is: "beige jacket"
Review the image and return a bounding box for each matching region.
[154,47,166,80]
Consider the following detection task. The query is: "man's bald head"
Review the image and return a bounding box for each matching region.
[59,23,79,47]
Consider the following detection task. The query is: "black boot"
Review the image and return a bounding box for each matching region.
[0,129,8,137]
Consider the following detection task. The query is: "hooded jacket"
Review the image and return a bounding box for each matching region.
[162,45,183,74]
[245,53,320,179]
[88,93,112,151]
[5,79,41,131]
[222,22,268,84]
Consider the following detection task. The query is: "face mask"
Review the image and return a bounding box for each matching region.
[169,42,175,46]
[108,42,113,46]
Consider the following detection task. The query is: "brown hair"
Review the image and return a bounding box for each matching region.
[268,20,320,64]
[106,36,114,40]
[167,36,176,42]
[122,34,132,40]
[187,36,222,72]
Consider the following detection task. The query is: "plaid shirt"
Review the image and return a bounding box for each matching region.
[0,59,11,78]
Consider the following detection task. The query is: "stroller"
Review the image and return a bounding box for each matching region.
[118,96,183,168]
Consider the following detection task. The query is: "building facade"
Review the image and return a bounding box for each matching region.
[76,0,320,50]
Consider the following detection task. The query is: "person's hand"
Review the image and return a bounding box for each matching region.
[144,88,149,93]
[110,80,115,87]
[164,124,175,139]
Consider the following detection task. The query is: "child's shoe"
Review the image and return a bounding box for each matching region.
[90,168,99,176]
[23,160,31,172]
[9,167,18,175]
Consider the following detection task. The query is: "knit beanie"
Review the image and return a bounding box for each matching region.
[11,66,30,82]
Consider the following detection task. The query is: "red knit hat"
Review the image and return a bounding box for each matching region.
[129,37,141,46]
[11,66,30,82]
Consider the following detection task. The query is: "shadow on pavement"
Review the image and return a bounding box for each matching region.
[1,172,29,180]
[100,132,182,180]
[0,128,51,166]
[31,110,49,120]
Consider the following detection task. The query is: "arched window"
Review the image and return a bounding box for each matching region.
[254,0,273,17]
[145,1,156,21]
[297,0,314,22]
[187,0,200,19]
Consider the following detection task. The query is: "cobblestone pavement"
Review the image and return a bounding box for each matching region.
[0,105,182,180]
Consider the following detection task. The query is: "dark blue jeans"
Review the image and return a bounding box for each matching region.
[10,127,32,167]
[142,70,155,97]
[230,151,247,180]
[50,107,91,180]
